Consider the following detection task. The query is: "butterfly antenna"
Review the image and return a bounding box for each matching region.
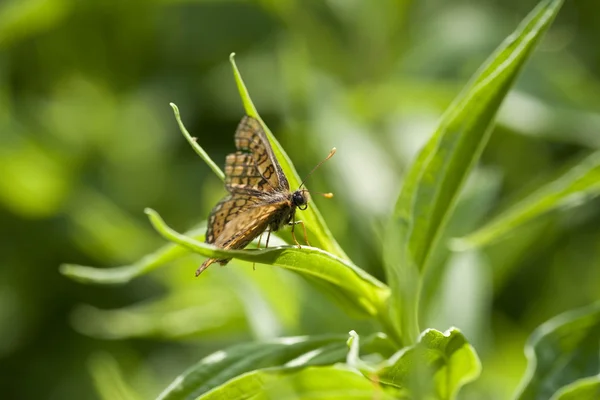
[299,147,336,189]
[307,190,334,198]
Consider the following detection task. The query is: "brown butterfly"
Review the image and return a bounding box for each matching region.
[197,116,335,276]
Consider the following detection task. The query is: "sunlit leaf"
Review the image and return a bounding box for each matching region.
[454,151,600,249]
[377,328,481,400]
[383,0,564,343]
[198,366,400,400]
[514,302,600,400]
[229,53,348,260]
[157,335,347,400]
[143,208,388,318]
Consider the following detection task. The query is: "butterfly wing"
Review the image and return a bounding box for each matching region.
[231,116,289,193]
[199,116,294,276]
[205,193,262,244]
[198,200,288,276]
[224,151,275,194]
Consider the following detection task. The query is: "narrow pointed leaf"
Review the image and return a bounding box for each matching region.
[145,208,388,318]
[377,328,481,400]
[229,53,348,260]
[197,366,400,400]
[514,302,600,400]
[158,334,397,400]
[157,335,345,400]
[59,224,205,284]
[383,0,564,343]
[455,152,600,249]
[170,102,225,181]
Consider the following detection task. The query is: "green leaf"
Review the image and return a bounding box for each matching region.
[346,330,379,374]
[197,366,400,400]
[377,328,481,400]
[144,208,389,318]
[59,223,205,285]
[383,0,564,343]
[454,151,600,249]
[70,285,248,340]
[156,335,347,400]
[229,53,348,260]
[514,302,600,400]
[550,376,600,400]
[170,102,225,182]
[88,352,142,400]
[421,169,502,322]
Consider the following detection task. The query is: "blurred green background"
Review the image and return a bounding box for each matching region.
[1,0,599,398]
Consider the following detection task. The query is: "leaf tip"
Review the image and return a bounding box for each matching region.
[59,263,73,276]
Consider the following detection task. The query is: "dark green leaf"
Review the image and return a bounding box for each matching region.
[157,335,344,400]
[383,0,564,343]
[514,302,600,400]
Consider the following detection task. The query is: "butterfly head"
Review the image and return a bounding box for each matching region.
[292,190,309,211]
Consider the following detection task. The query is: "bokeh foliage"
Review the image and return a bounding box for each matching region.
[2,0,600,399]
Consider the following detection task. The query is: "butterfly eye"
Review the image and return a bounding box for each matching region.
[292,191,307,208]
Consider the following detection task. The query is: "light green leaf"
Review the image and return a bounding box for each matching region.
[59,223,205,285]
[229,53,348,260]
[70,284,247,340]
[383,0,564,343]
[377,328,481,400]
[550,376,600,400]
[88,352,142,400]
[514,302,600,400]
[346,330,379,374]
[454,152,600,249]
[144,208,389,318]
[198,366,400,400]
[157,335,347,400]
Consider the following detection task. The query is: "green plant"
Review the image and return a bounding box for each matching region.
[61,0,600,398]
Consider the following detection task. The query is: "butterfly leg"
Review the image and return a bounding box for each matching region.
[289,220,310,248]
[265,229,272,249]
[253,232,265,271]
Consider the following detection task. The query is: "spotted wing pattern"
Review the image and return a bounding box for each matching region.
[200,116,294,276]
[205,193,262,244]
[198,201,289,275]
[224,152,276,194]
[233,116,289,193]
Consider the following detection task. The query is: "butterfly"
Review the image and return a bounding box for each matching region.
[197,115,334,276]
